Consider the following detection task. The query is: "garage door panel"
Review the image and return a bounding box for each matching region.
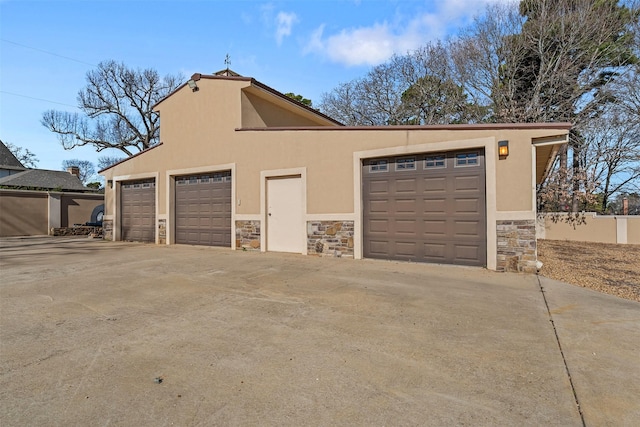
[423,199,447,213]
[455,198,481,213]
[396,178,418,193]
[175,171,231,247]
[368,240,389,256]
[395,219,417,234]
[211,201,226,212]
[369,180,389,194]
[121,179,155,243]
[423,177,447,192]
[423,220,447,237]
[368,200,389,214]
[396,199,417,214]
[368,219,389,233]
[454,175,482,191]
[364,149,486,266]
[454,245,482,263]
[395,241,417,256]
[454,220,481,237]
[424,242,447,260]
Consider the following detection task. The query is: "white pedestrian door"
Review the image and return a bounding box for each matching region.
[267,176,303,253]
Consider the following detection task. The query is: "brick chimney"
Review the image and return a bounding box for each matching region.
[67,166,80,178]
[623,198,629,215]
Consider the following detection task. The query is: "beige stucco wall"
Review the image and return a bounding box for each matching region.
[241,91,328,127]
[0,190,103,236]
[541,213,640,244]
[103,125,562,218]
[628,217,640,244]
[0,190,49,236]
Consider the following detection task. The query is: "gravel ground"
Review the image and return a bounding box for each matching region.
[538,239,640,303]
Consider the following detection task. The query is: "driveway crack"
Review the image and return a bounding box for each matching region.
[536,274,586,427]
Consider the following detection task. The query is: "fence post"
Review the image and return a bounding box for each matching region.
[616,216,628,244]
[47,192,61,235]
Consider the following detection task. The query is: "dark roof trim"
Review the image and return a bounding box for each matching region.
[153,73,254,110]
[236,123,573,132]
[97,142,164,173]
[191,72,253,83]
[0,165,27,171]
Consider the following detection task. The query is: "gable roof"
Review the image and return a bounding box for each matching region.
[0,169,89,192]
[154,71,343,126]
[213,68,242,77]
[0,140,27,170]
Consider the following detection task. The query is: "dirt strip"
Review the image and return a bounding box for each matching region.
[537,239,640,303]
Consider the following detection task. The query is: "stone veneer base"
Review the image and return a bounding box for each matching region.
[102,219,113,241]
[158,219,166,244]
[496,219,537,273]
[307,220,354,258]
[236,220,261,250]
[108,216,535,273]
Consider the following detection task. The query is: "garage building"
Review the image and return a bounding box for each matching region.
[100,71,569,272]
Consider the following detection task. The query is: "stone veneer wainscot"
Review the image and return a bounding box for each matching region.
[102,219,113,241]
[496,219,537,273]
[236,220,261,250]
[307,221,354,258]
[158,219,166,244]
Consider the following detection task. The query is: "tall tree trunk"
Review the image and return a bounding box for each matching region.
[559,145,569,211]
[571,142,582,212]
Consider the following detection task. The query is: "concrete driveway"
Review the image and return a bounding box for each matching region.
[1,237,638,426]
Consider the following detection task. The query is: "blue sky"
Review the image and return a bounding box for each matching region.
[0,0,507,174]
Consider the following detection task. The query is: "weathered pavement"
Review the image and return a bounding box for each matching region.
[1,237,638,426]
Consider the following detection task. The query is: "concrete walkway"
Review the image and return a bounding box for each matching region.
[0,237,638,426]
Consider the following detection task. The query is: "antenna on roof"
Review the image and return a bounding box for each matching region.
[224,54,231,72]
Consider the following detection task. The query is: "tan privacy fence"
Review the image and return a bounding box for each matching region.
[0,189,103,237]
[538,213,640,245]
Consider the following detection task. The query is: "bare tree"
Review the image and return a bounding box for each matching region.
[452,0,638,215]
[318,80,364,126]
[61,159,95,184]
[450,3,525,121]
[319,61,406,126]
[4,142,39,168]
[397,42,488,124]
[42,60,182,156]
[97,155,125,171]
[577,67,640,213]
[319,44,482,126]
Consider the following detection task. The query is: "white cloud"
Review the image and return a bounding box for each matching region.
[275,11,299,45]
[304,0,510,67]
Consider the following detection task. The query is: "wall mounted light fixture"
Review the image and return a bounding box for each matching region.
[187,79,199,92]
[498,140,509,158]
[108,179,113,188]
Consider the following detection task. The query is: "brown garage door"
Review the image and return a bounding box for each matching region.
[175,171,232,246]
[363,150,486,266]
[121,179,156,243]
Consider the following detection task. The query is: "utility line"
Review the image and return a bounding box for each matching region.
[0,91,78,108]
[1,39,97,67]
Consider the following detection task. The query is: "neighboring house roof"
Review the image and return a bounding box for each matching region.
[0,140,27,170]
[0,169,89,192]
